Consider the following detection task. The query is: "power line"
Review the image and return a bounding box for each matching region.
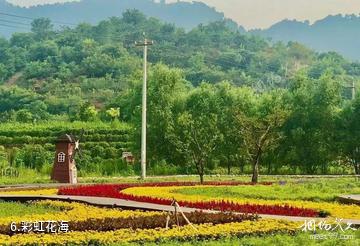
[0,21,138,43]
[0,23,30,30]
[0,13,173,45]
[0,12,77,26]
[0,19,31,26]
[0,17,136,42]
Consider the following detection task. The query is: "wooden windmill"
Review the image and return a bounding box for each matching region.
[51,130,84,184]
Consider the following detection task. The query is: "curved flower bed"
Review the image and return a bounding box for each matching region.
[122,186,360,220]
[58,183,320,218]
[0,200,162,235]
[0,200,257,235]
[69,211,257,233]
[118,192,319,217]
[58,181,272,197]
[0,219,300,245]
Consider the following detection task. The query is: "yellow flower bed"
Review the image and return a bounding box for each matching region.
[0,200,163,227]
[122,186,360,220]
[0,189,58,196]
[0,219,300,245]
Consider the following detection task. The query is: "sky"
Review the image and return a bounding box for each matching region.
[7,0,360,29]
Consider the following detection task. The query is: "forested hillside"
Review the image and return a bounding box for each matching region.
[1,10,358,121]
[253,15,360,61]
[0,0,229,37]
[2,1,360,61]
[0,10,359,179]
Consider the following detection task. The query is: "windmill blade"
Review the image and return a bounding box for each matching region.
[77,147,83,159]
[71,128,85,161]
[71,132,76,141]
[72,129,84,143]
[72,146,83,160]
[71,150,77,161]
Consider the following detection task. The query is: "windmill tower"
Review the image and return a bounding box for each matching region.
[51,134,78,184]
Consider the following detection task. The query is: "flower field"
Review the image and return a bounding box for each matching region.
[0,200,163,235]
[57,181,272,198]
[120,186,360,219]
[0,200,259,235]
[0,199,300,245]
[0,218,300,245]
[0,179,358,245]
[58,183,326,218]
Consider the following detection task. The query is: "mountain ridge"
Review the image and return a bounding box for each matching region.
[0,0,229,35]
[1,0,360,60]
[252,14,360,60]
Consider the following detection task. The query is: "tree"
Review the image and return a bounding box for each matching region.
[215,82,245,174]
[117,64,189,166]
[170,84,221,183]
[280,71,342,174]
[82,53,117,77]
[15,109,33,123]
[106,107,120,121]
[31,18,54,40]
[10,33,34,48]
[79,104,98,122]
[0,64,7,82]
[235,89,290,183]
[0,146,7,168]
[338,95,360,174]
[29,41,58,61]
[122,9,147,25]
[6,148,19,167]
[0,87,40,113]
[19,145,50,171]
[24,61,54,79]
[26,101,50,121]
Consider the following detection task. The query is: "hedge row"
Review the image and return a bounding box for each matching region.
[0,122,133,148]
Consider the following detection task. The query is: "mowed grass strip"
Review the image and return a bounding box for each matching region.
[175,178,360,202]
[0,201,61,218]
[114,230,360,246]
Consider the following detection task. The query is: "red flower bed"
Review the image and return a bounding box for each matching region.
[58,181,272,197]
[58,181,319,218]
[117,192,319,217]
[59,184,132,198]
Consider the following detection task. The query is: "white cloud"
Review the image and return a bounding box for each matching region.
[7,0,78,8]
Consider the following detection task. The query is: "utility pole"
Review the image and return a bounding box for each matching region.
[351,81,356,100]
[135,36,153,180]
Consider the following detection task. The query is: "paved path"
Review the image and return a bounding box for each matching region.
[1,183,359,226]
[1,194,359,225]
[338,195,360,205]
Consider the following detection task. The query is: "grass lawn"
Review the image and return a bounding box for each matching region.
[0,201,61,218]
[79,175,360,185]
[0,177,358,246]
[0,168,51,185]
[0,164,358,186]
[175,178,360,202]
[0,174,256,186]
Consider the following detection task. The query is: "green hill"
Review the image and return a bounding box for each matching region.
[253,15,360,61]
[0,0,234,37]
